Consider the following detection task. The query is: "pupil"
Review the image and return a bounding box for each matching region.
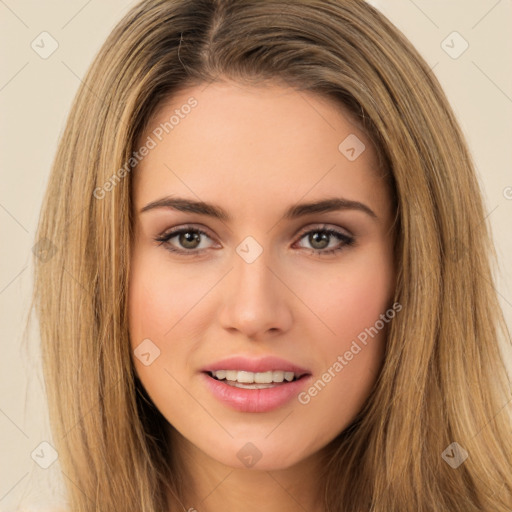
[310,232,328,249]
[180,231,200,249]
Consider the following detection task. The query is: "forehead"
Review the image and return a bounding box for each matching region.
[132,81,389,221]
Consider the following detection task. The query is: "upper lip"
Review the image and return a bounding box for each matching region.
[202,356,311,377]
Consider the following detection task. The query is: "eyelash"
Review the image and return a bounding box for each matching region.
[154,224,355,258]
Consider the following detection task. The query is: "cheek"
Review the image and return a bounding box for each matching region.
[128,251,186,394]
[128,249,219,393]
[127,252,203,417]
[294,246,394,414]
[128,250,206,342]
[305,244,395,346]
[334,265,394,340]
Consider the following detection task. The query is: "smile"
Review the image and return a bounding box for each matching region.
[202,370,311,412]
[209,369,298,386]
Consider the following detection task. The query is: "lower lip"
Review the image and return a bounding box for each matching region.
[201,372,312,413]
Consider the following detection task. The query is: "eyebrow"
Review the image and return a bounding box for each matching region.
[139,196,377,220]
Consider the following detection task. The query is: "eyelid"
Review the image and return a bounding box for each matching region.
[157,222,353,241]
[294,222,353,239]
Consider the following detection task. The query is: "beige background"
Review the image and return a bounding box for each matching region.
[1,0,511,510]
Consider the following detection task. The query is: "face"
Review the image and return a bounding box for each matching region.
[128,80,396,472]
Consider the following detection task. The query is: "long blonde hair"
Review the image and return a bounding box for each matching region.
[32,0,512,510]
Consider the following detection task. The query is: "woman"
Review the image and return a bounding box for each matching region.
[32,0,512,510]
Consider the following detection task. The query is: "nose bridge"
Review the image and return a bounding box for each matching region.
[235,245,271,295]
[232,242,276,311]
[218,240,292,337]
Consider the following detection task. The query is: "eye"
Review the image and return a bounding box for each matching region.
[293,225,355,255]
[154,226,216,255]
[154,224,355,257]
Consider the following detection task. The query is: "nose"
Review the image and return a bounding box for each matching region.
[218,248,293,339]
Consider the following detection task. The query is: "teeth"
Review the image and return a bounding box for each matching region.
[210,370,297,383]
[215,370,227,380]
[272,370,285,383]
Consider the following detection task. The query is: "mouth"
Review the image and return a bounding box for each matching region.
[201,365,312,412]
[205,369,307,389]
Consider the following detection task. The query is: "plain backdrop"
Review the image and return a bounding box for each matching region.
[1,1,511,510]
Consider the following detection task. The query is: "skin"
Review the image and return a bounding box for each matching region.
[129,79,396,512]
